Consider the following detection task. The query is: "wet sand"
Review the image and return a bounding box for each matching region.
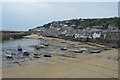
[2,34,118,78]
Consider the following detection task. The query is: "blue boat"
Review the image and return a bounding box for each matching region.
[23,51,30,56]
[60,47,68,50]
[18,48,22,51]
[17,46,22,51]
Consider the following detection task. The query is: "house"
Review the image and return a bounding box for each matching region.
[108,25,119,30]
[93,30,120,47]
[92,32,101,39]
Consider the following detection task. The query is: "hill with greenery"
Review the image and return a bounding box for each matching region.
[30,17,120,31]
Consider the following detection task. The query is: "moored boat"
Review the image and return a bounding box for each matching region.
[42,43,49,46]
[43,53,52,57]
[61,41,66,43]
[60,47,68,50]
[23,50,30,56]
[17,46,22,51]
[91,50,100,53]
[34,53,41,58]
[35,45,45,49]
[5,54,12,58]
[79,48,87,51]
[74,50,83,53]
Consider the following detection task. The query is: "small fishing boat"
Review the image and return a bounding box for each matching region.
[35,46,40,49]
[42,43,49,46]
[43,53,52,57]
[60,47,68,50]
[23,50,30,56]
[34,53,41,58]
[80,48,87,51]
[91,50,100,53]
[35,45,45,49]
[35,38,45,49]
[18,48,22,51]
[74,50,83,53]
[5,54,12,58]
[61,41,66,43]
[17,46,22,51]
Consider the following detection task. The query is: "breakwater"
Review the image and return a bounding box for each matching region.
[0,31,31,40]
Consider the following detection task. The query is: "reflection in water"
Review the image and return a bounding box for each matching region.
[2,38,38,49]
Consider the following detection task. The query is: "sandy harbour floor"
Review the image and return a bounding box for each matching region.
[2,34,119,78]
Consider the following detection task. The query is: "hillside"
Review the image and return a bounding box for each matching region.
[29,17,119,31]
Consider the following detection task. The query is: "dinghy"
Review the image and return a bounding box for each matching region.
[5,54,12,58]
[34,53,41,58]
[42,43,49,46]
[17,46,22,51]
[74,50,83,53]
[43,53,52,57]
[17,40,22,51]
[35,38,45,49]
[35,46,40,49]
[35,45,45,49]
[61,41,66,43]
[23,50,30,56]
[91,50,100,53]
[60,47,68,50]
[80,48,87,51]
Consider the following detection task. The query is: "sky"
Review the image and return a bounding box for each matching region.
[2,2,118,31]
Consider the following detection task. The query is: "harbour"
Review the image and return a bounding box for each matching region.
[1,1,119,79]
[2,34,118,78]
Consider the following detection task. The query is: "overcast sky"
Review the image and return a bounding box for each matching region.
[2,2,118,31]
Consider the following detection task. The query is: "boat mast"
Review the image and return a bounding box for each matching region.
[18,40,20,47]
